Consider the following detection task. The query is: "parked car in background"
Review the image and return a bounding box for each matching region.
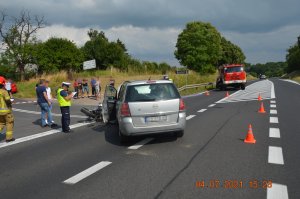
[102,80,186,143]
[11,81,18,93]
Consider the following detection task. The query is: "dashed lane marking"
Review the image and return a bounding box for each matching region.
[270,104,277,108]
[128,138,154,150]
[270,117,279,123]
[0,122,93,149]
[186,115,196,120]
[12,108,88,119]
[197,109,207,113]
[270,100,276,104]
[270,110,277,114]
[14,100,37,104]
[208,104,216,107]
[267,183,289,199]
[268,146,284,165]
[63,161,112,185]
[269,128,280,138]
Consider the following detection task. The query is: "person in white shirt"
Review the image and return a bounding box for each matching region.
[45,80,55,124]
[5,79,13,99]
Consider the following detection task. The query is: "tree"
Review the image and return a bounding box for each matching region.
[34,38,84,73]
[175,22,222,74]
[82,29,111,69]
[82,29,130,71]
[0,10,45,80]
[286,44,300,73]
[218,37,246,65]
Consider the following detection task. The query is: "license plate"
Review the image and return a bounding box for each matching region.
[145,116,167,122]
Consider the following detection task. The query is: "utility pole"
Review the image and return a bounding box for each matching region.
[298,35,300,48]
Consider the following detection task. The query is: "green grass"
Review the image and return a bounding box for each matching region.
[14,69,219,98]
[281,70,300,83]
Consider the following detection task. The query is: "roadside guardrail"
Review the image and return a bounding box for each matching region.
[177,82,214,92]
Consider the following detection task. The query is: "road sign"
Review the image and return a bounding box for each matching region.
[83,59,96,70]
[176,70,189,74]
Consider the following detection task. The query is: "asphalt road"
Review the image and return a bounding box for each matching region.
[0,79,299,199]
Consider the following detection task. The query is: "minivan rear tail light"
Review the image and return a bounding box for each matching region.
[179,99,186,111]
[121,103,131,117]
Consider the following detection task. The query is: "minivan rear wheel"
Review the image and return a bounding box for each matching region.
[119,129,129,143]
[176,130,184,138]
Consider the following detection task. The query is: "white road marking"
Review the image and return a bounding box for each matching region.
[270,110,277,114]
[63,161,112,185]
[208,104,216,107]
[267,183,289,199]
[128,138,154,150]
[216,80,276,103]
[186,115,196,120]
[268,146,284,165]
[197,109,207,113]
[270,104,277,108]
[271,80,276,99]
[0,122,93,149]
[270,117,279,123]
[12,108,88,119]
[281,79,300,86]
[269,128,280,138]
[270,100,276,104]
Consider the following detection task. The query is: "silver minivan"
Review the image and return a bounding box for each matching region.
[102,80,186,142]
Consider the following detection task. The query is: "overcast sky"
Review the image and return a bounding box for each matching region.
[1,0,299,65]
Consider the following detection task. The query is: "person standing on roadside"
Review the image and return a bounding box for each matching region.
[73,79,79,99]
[95,77,101,100]
[77,78,83,98]
[36,79,56,128]
[109,76,115,87]
[82,79,89,98]
[91,77,97,97]
[5,79,13,100]
[57,82,74,133]
[0,77,15,142]
[45,80,55,125]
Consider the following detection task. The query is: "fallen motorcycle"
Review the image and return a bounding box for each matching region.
[80,103,103,122]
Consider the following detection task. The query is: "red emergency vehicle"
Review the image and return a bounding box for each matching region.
[216,64,246,90]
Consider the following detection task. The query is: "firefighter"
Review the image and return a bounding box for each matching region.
[57,82,74,133]
[0,77,15,142]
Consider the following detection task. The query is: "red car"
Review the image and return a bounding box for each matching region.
[0,76,18,93]
[11,82,18,93]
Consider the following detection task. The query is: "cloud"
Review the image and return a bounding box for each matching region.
[223,24,300,63]
[37,24,180,65]
[37,23,299,65]
[1,0,300,64]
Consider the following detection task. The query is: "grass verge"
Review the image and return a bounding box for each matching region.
[16,69,257,98]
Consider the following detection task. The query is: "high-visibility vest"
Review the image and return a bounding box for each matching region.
[57,88,71,107]
[0,89,11,115]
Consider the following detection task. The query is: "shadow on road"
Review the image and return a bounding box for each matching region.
[90,122,178,147]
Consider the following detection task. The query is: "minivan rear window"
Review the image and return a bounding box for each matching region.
[125,83,180,102]
[224,67,244,73]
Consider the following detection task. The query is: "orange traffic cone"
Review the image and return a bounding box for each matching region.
[205,90,210,96]
[244,124,256,144]
[226,91,229,97]
[258,94,262,101]
[258,102,266,113]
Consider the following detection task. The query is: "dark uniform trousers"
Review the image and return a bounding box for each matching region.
[60,106,70,132]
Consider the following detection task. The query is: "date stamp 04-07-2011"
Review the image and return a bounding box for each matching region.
[195,179,273,189]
